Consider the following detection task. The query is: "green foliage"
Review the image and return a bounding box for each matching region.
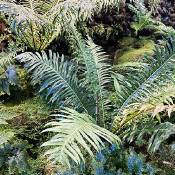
[0,66,21,95]
[15,23,175,169]
[67,24,111,122]
[129,4,175,36]
[42,108,120,168]
[54,145,156,175]
[16,50,95,116]
[0,0,121,51]
[124,121,175,153]
[0,107,17,146]
[0,140,30,174]
[1,0,175,172]
[113,37,155,64]
[129,4,152,36]
[112,34,175,128]
[0,131,14,146]
[0,28,26,66]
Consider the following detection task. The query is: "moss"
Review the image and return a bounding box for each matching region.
[114,37,155,64]
[0,97,55,158]
[1,97,53,119]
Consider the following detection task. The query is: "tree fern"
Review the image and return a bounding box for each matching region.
[16,50,95,116]
[112,34,175,127]
[41,108,120,168]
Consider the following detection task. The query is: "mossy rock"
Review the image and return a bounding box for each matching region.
[114,37,155,64]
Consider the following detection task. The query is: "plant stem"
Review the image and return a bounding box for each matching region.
[113,107,155,134]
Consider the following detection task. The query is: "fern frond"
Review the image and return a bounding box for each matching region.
[113,85,175,132]
[0,32,26,66]
[124,121,175,152]
[68,25,111,93]
[0,2,42,25]
[47,0,120,22]
[16,50,95,116]
[68,25,111,122]
[112,34,175,126]
[129,0,147,15]
[86,37,112,121]
[42,108,120,168]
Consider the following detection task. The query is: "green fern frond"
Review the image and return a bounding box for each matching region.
[124,121,175,152]
[113,34,175,125]
[86,37,112,121]
[16,50,95,116]
[0,33,26,66]
[68,25,111,94]
[47,0,120,22]
[129,0,147,15]
[42,108,120,168]
[68,25,112,121]
[0,1,42,25]
[114,103,175,132]
[113,85,175,132]
[149,85,175,105]
[113,36,175,127]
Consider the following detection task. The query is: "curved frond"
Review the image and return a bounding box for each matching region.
[0,1,42,25]
[124,121,175,152]
[113,34,175,126]
[41,108,120,168]
[68,25,112,121]
[47,0,120,21]
[113,85,175,132]
[16,50,95,116]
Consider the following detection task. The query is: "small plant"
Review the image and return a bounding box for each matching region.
[0,140,30,174]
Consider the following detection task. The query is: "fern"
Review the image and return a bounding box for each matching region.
[112,34,175,127]
[67,25,111,122]
[129,4,175,36]
[0,30,26,66]
[41,108,120,168]
[0,141,30,173]
[16,50,95,116]
[0,109,17,146]
[15,27,175,167]
[124,121,175,153]
[113,85,175,131]
[0,131,14,145]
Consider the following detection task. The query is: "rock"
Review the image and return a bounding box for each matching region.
[170,7,174,13]
[106,15,114,24]
[88,19,96,26]
[114,37,155,64]
[113,15,123,22]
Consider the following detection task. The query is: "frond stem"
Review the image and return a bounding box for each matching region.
[115,53,175,121]
[113,107,155,134]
